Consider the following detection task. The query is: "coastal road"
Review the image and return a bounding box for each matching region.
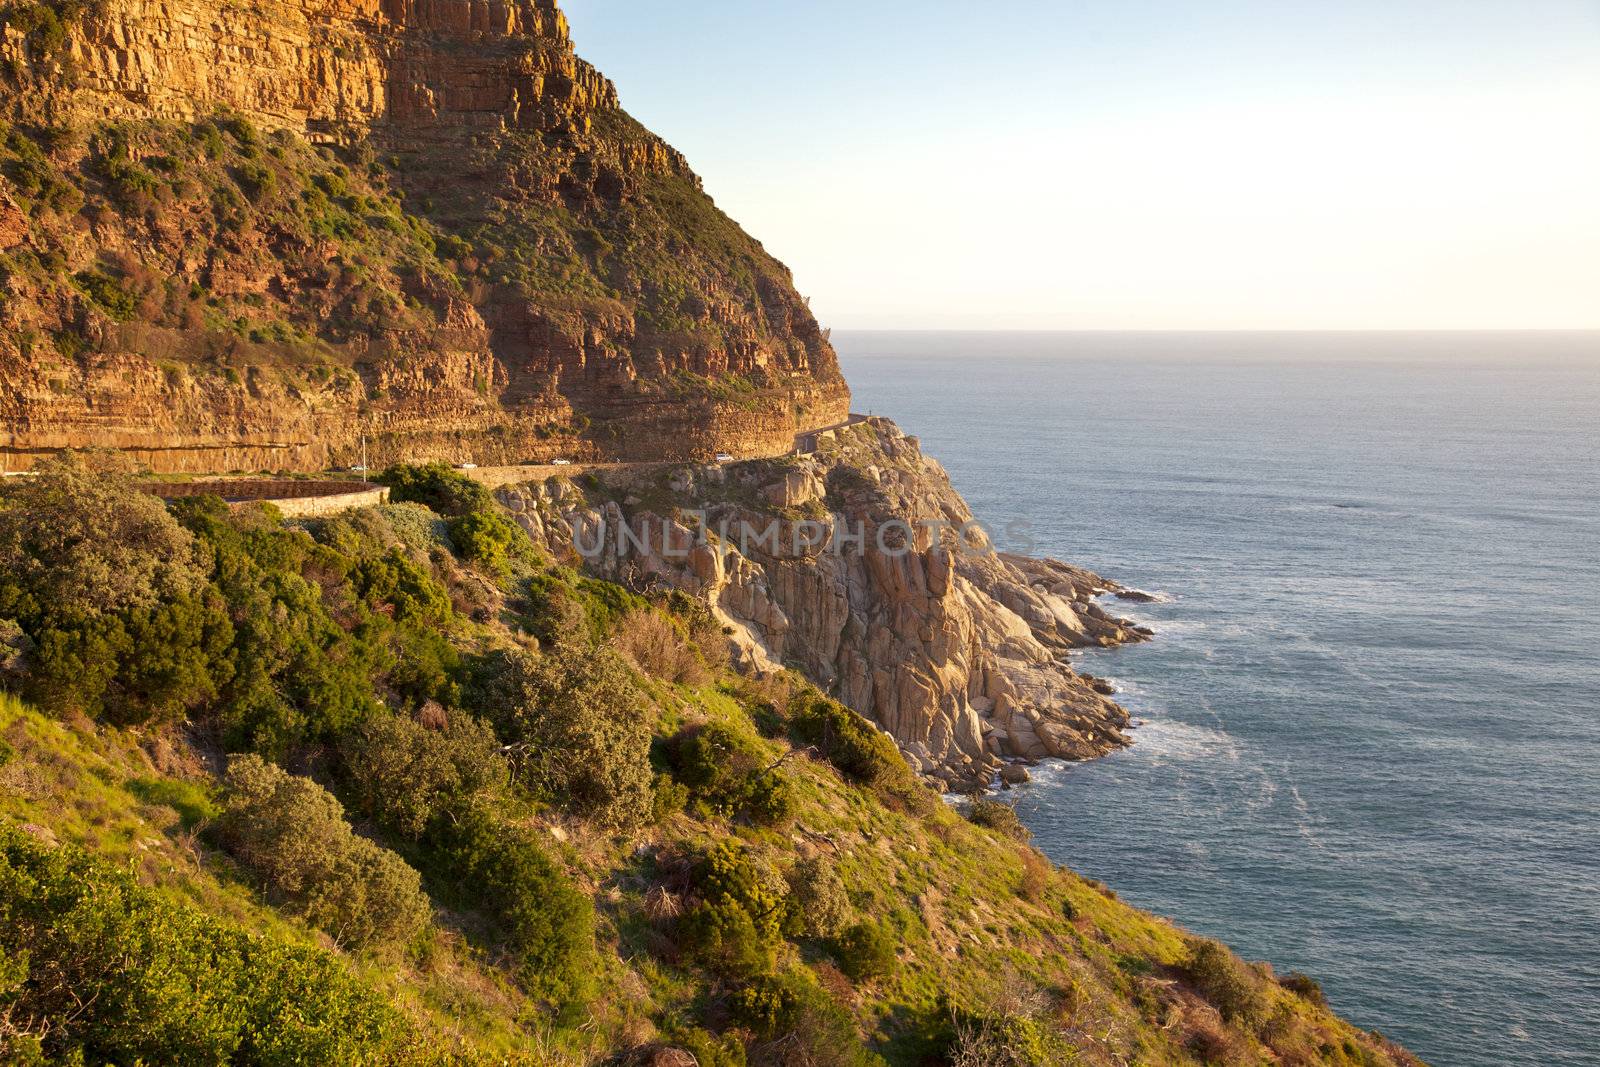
[461,413,876,489]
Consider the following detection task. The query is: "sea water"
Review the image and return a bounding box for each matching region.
[836,331,1600,1067]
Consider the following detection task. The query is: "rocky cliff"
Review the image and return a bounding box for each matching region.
[499,418,1153,788]
[0,0,848,471]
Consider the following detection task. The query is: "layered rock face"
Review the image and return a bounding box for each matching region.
[0,0,847,471]
[498,419,1152,788]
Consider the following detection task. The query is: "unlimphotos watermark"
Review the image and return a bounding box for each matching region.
[568,512,1037,560]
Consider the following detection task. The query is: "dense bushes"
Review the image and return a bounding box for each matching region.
[1279,969,1328,1008]
[339,711,508,840]
[437,807,597,1008]
[667,720,797,827]
[0,458,486,753]
[789,691,905,788]
[380,463,542,582]
[523,566,647,646]
[729,969,884,1067]
[0,453,229,724]
[447,509,520,575]
[174,496,453,755]
[679,841,792,978]
[215,755,431,950]
[380,462,496,518]
[1183,938,1269,1030]
[0,826,404,1064]
[480,645,654,828]
[966,798,1032,842]
[834,920,897,981]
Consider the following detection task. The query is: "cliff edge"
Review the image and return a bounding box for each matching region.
[499,418,1153,788]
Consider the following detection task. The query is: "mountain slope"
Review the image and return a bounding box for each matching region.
[0,0,848,472]
[0,456,1426,1065]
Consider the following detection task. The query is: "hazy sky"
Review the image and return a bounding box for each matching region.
[561,1,1600,331]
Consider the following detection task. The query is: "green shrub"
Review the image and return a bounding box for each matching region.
[483,645,653,829]
[448,509,518,575]
[744,769,798,828]
[352,545,453,624]
[966,798,1031,842]
[0,826,404,1063]
[677,841,796,974]
[379,462,495,517]
[438,807,596,1008]
[729,969,878,1065]
[666,718,800,826]
[1184,939,1270,1030]
[650,772,689,824]
[216,755,431,949]
[790,692,905,788]
[523,568,647,646]
[834,920,897,981]
[788,855,851,939]
[678,898,774,979]
[193,120,225,159]
[0,452,207,621]
[73,268,138,320]
[166,496,462,755]
[1279,970,1328,1008]
[222,114,261,151]
[728,973,802,1037]
[99,154,163,208]
[0,454,229,723]
[235,161,276,202]
[339,711,507,840]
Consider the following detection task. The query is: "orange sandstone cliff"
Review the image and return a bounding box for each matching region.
[0,0,848,471]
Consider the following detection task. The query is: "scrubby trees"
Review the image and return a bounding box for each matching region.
[339,711,507,840]
[787,855,851,939]
[482,645,654,829]
[215,755,430,950]
[1183,938,1270,1030]
[966,798,1032,842]
[667,719,799,827]
[437,807,597,1009]
[0,452,206,620]
[0,453,229,723]
[0,826,404,1064]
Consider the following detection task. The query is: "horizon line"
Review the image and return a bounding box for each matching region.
[826,327,1600,335]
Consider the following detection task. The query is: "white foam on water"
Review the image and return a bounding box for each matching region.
[1123,716,1241,765]
[1116,588,1176,604]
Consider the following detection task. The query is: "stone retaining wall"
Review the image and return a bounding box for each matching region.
[144,480,389,516]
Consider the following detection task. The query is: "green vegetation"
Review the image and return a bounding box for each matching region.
[0,824,405,1064]
[0,115,464,372]
[215,754,431,950]
[0,458,1423,1065]
[835,920,898,981]
[965,797,1033,843]
[482,645,654,829]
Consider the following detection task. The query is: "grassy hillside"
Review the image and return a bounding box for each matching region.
[0,455,1422,1065]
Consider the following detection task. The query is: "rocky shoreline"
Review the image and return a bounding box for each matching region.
[500,417,1153,790]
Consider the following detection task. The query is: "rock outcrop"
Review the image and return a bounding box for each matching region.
[0,0,848,471]
[498,418,1152,788]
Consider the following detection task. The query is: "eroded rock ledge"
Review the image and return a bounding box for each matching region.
[498,417,1152,789]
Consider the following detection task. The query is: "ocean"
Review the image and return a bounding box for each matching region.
[835,331,1600,1067]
